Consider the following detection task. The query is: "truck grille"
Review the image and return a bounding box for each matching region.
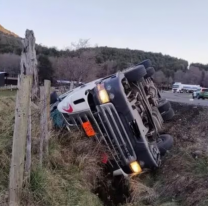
[96,103,136,165]
[62,103,136,167]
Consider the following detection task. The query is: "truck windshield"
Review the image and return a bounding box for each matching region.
[172,85,179,88]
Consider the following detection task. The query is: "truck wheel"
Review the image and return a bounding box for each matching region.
[124,65,147,82]
[157,134,173,156]
[137,59,152,68]
[158,99,171,113]
[50,91,58,104]
[152,115,161,132]
[148,142,161,167]
[145,67,155,78]
[161,108,175,121]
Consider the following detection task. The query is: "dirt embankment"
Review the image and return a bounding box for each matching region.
[145,102,208,206]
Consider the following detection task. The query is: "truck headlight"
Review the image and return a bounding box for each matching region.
[97,84,110,104]
[130,161,142,174]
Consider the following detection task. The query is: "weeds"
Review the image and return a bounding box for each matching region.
[24,131,105,206]
[1,96,208,206]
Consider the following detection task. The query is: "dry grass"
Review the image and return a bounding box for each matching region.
[0,94,104,206]
[23,130,105,206]
[138,103,208,206]
[0,95,181,206]
[1,95,208,206]
[0,96,15,205]
[129,179,158,205]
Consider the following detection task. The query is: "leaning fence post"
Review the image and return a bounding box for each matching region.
[44,80,51,156]
[9,75,32,206]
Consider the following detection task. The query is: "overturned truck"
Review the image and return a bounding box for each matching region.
[51,59,174,177]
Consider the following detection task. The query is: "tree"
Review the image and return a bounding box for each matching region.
[202,72,208,87]
[71,39,90,50]
[97,60,118,78]
[190,63,208,71]
[54,50,97,84]
[174,70,185,83]
[153,71,167,86]
[0,53,20,75]
[38,55,54,83]
[168,76,173,85]
[184,66,202,85]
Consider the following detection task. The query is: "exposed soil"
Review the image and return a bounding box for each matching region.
[163,102,208,149]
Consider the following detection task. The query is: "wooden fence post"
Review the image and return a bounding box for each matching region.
[39,86,45,167]
[24,99,31,179]
[39,80,51,166]
[20,29,38,180]
[9,75,32,206]
[44,80,51,156]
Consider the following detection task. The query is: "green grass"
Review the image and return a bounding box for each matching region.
[0,89,17,97]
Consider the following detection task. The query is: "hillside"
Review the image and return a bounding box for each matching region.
[0,24,189,77]
[0,24,22,54]
[0,24,18,37]
[191,62,208,71]
[1,24,208,87]
[93,47,188,76]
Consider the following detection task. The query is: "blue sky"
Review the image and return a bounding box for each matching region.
[1,0,208,64]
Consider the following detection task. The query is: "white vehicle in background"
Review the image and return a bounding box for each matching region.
[172,82,183,93]
[172,82,201,93]
[182,85,201,93]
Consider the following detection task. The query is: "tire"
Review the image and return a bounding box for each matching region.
[157,134,173,156]
[161,108,175,121]
[158,99,171,113]
[145,67,155,78]
[50,91,58,104]
[124,65,147,82]
[137,59,152,69]
[152,114,162,132]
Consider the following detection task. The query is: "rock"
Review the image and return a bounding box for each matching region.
[191,150,203,159]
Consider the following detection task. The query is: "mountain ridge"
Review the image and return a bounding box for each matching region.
[0,24,19,37]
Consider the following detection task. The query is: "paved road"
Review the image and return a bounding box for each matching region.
[161,91,208,106]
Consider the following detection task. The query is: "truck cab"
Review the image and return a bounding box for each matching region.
[172,82,183,93]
